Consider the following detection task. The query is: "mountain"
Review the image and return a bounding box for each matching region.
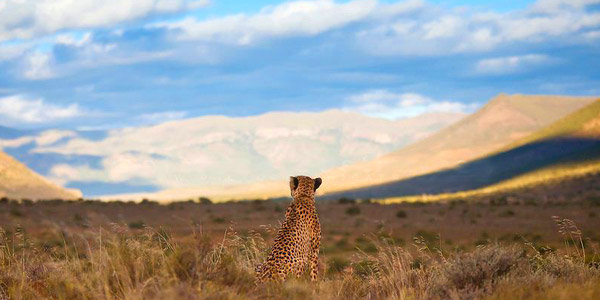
[326,98,600,200]
[319,94,598,195]
[0,110,464,197]
[0,149,82,200]
[100,94,598,202]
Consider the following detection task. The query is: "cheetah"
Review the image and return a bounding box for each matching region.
[255,175,322,283]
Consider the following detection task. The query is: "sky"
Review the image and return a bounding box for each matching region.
[0,0,600,197]
[0,0,599,130]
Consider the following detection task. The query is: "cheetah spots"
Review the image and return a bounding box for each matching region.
[256,176,322,283]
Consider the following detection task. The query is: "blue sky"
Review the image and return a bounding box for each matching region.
[0,0,599,130]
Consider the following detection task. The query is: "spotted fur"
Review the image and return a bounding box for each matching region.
[255,175,322,283]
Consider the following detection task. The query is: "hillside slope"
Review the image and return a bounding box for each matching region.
[319,94,597,194]
[0,150,81,200]
[326,98,600,200]
[10,110,464,197]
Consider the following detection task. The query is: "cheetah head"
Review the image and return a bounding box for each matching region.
[289,175,322,198]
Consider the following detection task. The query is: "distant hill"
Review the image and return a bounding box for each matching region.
[0,110,464,198]
[0,150,81,200]
[319,94,598,195]
[96,111,465,201]
[325,97,600,200]
[104,94,598,202]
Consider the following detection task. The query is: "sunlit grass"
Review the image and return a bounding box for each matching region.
[1,218,599,299]
[379,160,600,204]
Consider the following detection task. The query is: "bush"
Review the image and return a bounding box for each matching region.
[345,206,361,215]
[338,197,356,204]
[198,197,213,204]
[500,209,515,217]
[587,196,600,206]
[355,237,377,253]
[21,199,34,206]
[0,223,598,300]
[489,197,508,206]
[327,257,350,275]
[428,246,522,299]
[9,208,23,217]
[140,198,157,205]
[128,220,145,229]
[72,214,88,228]
[212,217,226,223]
[396,210,407,218]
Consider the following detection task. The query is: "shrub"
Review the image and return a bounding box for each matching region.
[128,220,145,229]
[327,257,350,275]
[21,199,34,206]
[9,208,23,217]
[428,246,522,299]
[338,197,356,204]
[212,217,226,223]
[587,196,600,206]
[345,206,361,215]
[198,197,213,204]
[500,209,515,217]
[0,223,598,300]
[489,197,508,206]
[140,198,157,205]
[72,214,88,228]
[355,237,377,253]
[396,210,407,218]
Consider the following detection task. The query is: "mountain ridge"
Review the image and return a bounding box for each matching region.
[325,98,600,200]
[0,149,82,200]
[318,94,598,194]
[0,109,465,198]
[97,94,597,202]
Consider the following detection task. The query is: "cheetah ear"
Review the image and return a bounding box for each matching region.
[290,176,299,191]
[314,177,322,191]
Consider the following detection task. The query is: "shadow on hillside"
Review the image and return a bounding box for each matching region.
[325,137,600,199]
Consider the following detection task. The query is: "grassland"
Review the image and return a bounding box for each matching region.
[501,99,600,150]
[379,160,600,204]
[1,180,600,300]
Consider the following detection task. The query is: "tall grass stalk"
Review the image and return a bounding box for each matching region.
[0,218,598,300]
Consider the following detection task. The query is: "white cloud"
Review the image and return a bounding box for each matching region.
[48,164,107,186]
[146,0,600,57]
[3,0,598,80]
[356,0,600,55]
[0,95,83,123]
[0,136,35,149]
[0,42,31,62]
[475,54,552,75]
[23,52,55,80]
[34,130,77,146]
[345,90,476,119]
[137,111,188,125]
[0,130,76,150]
[19,31,175,79]
[423,16,463,40]
[0,0,209,42]
[155,0,380,45]
[531,0,600,14]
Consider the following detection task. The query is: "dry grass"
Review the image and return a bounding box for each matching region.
[1,218,598,300]
[380,162,600,204]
